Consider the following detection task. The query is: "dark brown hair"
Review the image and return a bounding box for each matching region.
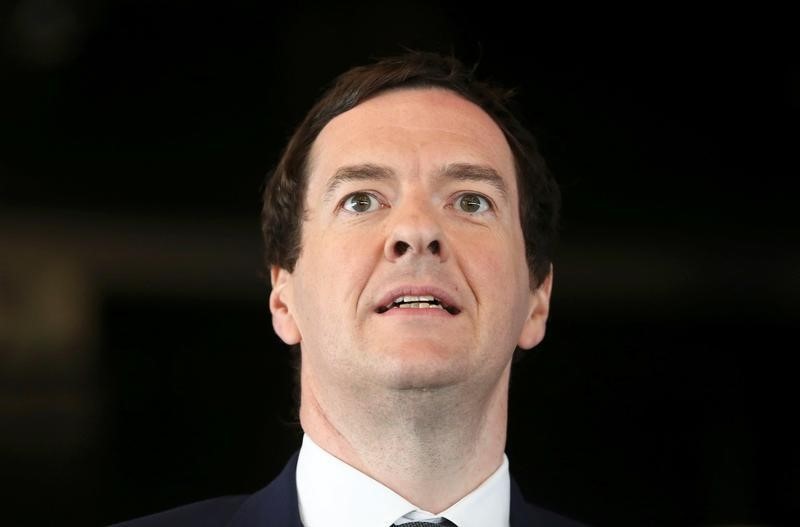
[261,50,559,288]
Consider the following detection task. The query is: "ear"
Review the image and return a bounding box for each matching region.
[517,265,553,350]
[269,266,301,345]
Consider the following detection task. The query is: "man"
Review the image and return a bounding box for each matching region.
[114,51,587,527]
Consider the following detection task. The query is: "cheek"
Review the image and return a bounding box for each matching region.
[297,226,381,314]
[469,230,527,279]
[464,231,530,320]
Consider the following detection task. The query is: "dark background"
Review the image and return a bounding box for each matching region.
[1,2,797,526]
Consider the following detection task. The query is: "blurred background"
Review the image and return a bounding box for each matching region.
[0,2,797,526]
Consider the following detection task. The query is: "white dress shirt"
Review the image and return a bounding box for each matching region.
[296,434,510,527]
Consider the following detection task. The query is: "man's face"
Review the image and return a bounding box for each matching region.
[270,88,551,396]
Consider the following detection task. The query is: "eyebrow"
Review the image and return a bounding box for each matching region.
[438,163,509,197]
[323,164,395,202]
[321,162,509,201]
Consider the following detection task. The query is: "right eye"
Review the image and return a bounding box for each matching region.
[341,192,381,213]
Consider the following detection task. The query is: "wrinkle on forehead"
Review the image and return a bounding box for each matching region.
[308,88,516,194]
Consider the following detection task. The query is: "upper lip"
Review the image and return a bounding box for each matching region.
[374,285,462,314]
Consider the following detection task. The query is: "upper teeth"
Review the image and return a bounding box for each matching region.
[385,295,443,309]
[394,295,435,303]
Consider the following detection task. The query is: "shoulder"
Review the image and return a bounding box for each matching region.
[108,452,301,527]
[109,495,248,527]
[517,500,591,527]
[510,476,590,527]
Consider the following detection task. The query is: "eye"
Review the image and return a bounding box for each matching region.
[341,192,381,213]
[455,193,491,214]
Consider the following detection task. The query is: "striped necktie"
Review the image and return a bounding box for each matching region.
[392,521,456,526]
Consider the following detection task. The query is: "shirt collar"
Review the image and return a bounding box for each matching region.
[296,433,510,527]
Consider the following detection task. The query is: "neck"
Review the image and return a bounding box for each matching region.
[299,362,511,513]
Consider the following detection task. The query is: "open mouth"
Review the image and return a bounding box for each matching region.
[376,295,460,315]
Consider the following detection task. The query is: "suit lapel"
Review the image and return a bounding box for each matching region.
[510,476,587,527]
[227,451,303,527]
[510,476,531,526]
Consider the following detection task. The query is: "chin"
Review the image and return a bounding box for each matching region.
[376,347,470,390]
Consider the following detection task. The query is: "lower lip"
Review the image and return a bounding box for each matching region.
[377,307,456,317]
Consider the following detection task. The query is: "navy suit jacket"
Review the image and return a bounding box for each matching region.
[111,452,587,526]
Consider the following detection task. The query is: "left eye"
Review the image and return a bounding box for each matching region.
[342,192,381,213]
[455,193,491,213]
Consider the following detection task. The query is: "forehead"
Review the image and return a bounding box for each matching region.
[307,88,517,192]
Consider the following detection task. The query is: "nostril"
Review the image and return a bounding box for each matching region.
[394,241,410,256]
[428,240,440,255]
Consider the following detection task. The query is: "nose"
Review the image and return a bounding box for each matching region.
[383,201,447,263]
